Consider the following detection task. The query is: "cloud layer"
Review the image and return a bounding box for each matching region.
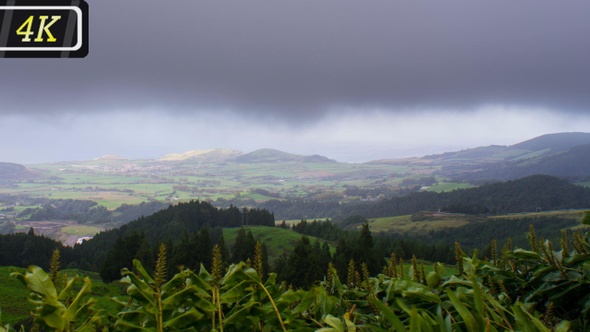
[1,1,589,163]
[3,1,590,117]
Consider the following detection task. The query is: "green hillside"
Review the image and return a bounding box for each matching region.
[367,209,585,234]
[223,226,331,264]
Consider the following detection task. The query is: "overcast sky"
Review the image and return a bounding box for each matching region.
[2,0,590,164]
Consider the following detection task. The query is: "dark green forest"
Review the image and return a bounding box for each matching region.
[0,172,590,331]
[443,143,590,182]
[0,197,582,290]
[5,213,590,331]
[13,198,169,225]
[4,174,588,223]
[255,174,590,220]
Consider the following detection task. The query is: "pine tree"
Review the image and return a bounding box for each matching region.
[196,227,213,269]
[231,227,253,263]
[284,236,317,288]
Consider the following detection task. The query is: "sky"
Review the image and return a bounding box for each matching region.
[2,0,590,164]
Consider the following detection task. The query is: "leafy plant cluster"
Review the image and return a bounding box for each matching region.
[6,213,590,331]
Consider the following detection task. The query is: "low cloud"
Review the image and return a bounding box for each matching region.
[2,107,588,164]
[1,1,589,122]
[1,1,589,163]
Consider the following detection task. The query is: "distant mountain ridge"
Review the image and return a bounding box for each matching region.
[0,162,36,180]
[159,149,243,162]
[235,148,336,164]
[424,132,590,181]
[340,174,590,219]
[16,131,590,183]
[510,132,590,151]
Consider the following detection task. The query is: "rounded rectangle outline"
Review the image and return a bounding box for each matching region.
[0,6,83,51]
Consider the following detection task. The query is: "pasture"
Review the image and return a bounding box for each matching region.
[1,158,439,211]
[222,226,333,264]
[367,214,471,234]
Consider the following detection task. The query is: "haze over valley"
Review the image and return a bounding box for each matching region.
[2,132,590,234]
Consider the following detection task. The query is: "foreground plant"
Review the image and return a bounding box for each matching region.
[11,266,102,332]
[11,213,590,331]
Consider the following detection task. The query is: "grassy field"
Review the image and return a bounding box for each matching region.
[223,226,333,264]
[426,182,475,193]
[489,209,586,221]
[61,225,102,236]
[1,158,439,210]
[0,267,31,326]
[367,214,471,234]
[364,209,587,235]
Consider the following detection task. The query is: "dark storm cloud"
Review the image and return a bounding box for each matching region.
[2,0,590,120]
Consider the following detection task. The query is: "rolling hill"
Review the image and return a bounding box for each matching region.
[0,162,36,180]
[159,148,243,162]
[428,132,590,181]
[234,148,336,163]
[337,174,590,219]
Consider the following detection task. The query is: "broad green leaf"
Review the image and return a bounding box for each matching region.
[161,285,213,312]
[290,289,316,314]
[63,277,93,324]
[57,276,78,302]
[185,270,212,292]
[114,318,154,331]
[530,265,559,283]
[343,312,356,332]
[242,267,263,284]
[446,289,480,332]
[221,280,250,304]
[222,262,247,285]
[18,266,59,305]
[408,307,423,332]
[566,253,590,267]
[163,307,204,330]
[510,249,542,260]
[547,282,582,306]
[463,257,476,277]
[367,296,405,331]
[132,259,155,285]
[426,270,442,289]
[316,315,344,332]
[554,320,572,332]
[124,272,155,306]
[471,276,484,317]
[512,303,550,332]
[223,301,258,326]
[404,285,441,304]
[35,305,66,330]
[441,275,473,288]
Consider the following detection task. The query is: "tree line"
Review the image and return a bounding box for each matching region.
[337,174,590,219]
[250,175,590,220]
[0,198,583,291]
[9,214,590,331]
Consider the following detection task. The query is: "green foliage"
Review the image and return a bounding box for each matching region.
[109,218,590,330]
[0,231,73,271]
[9,213,590,331]
[11,266,102,331]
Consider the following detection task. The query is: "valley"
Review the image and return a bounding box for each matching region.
[2,133,590,331]
[2,133,590,246]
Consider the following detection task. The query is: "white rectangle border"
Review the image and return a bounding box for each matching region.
[0,6,83,51]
